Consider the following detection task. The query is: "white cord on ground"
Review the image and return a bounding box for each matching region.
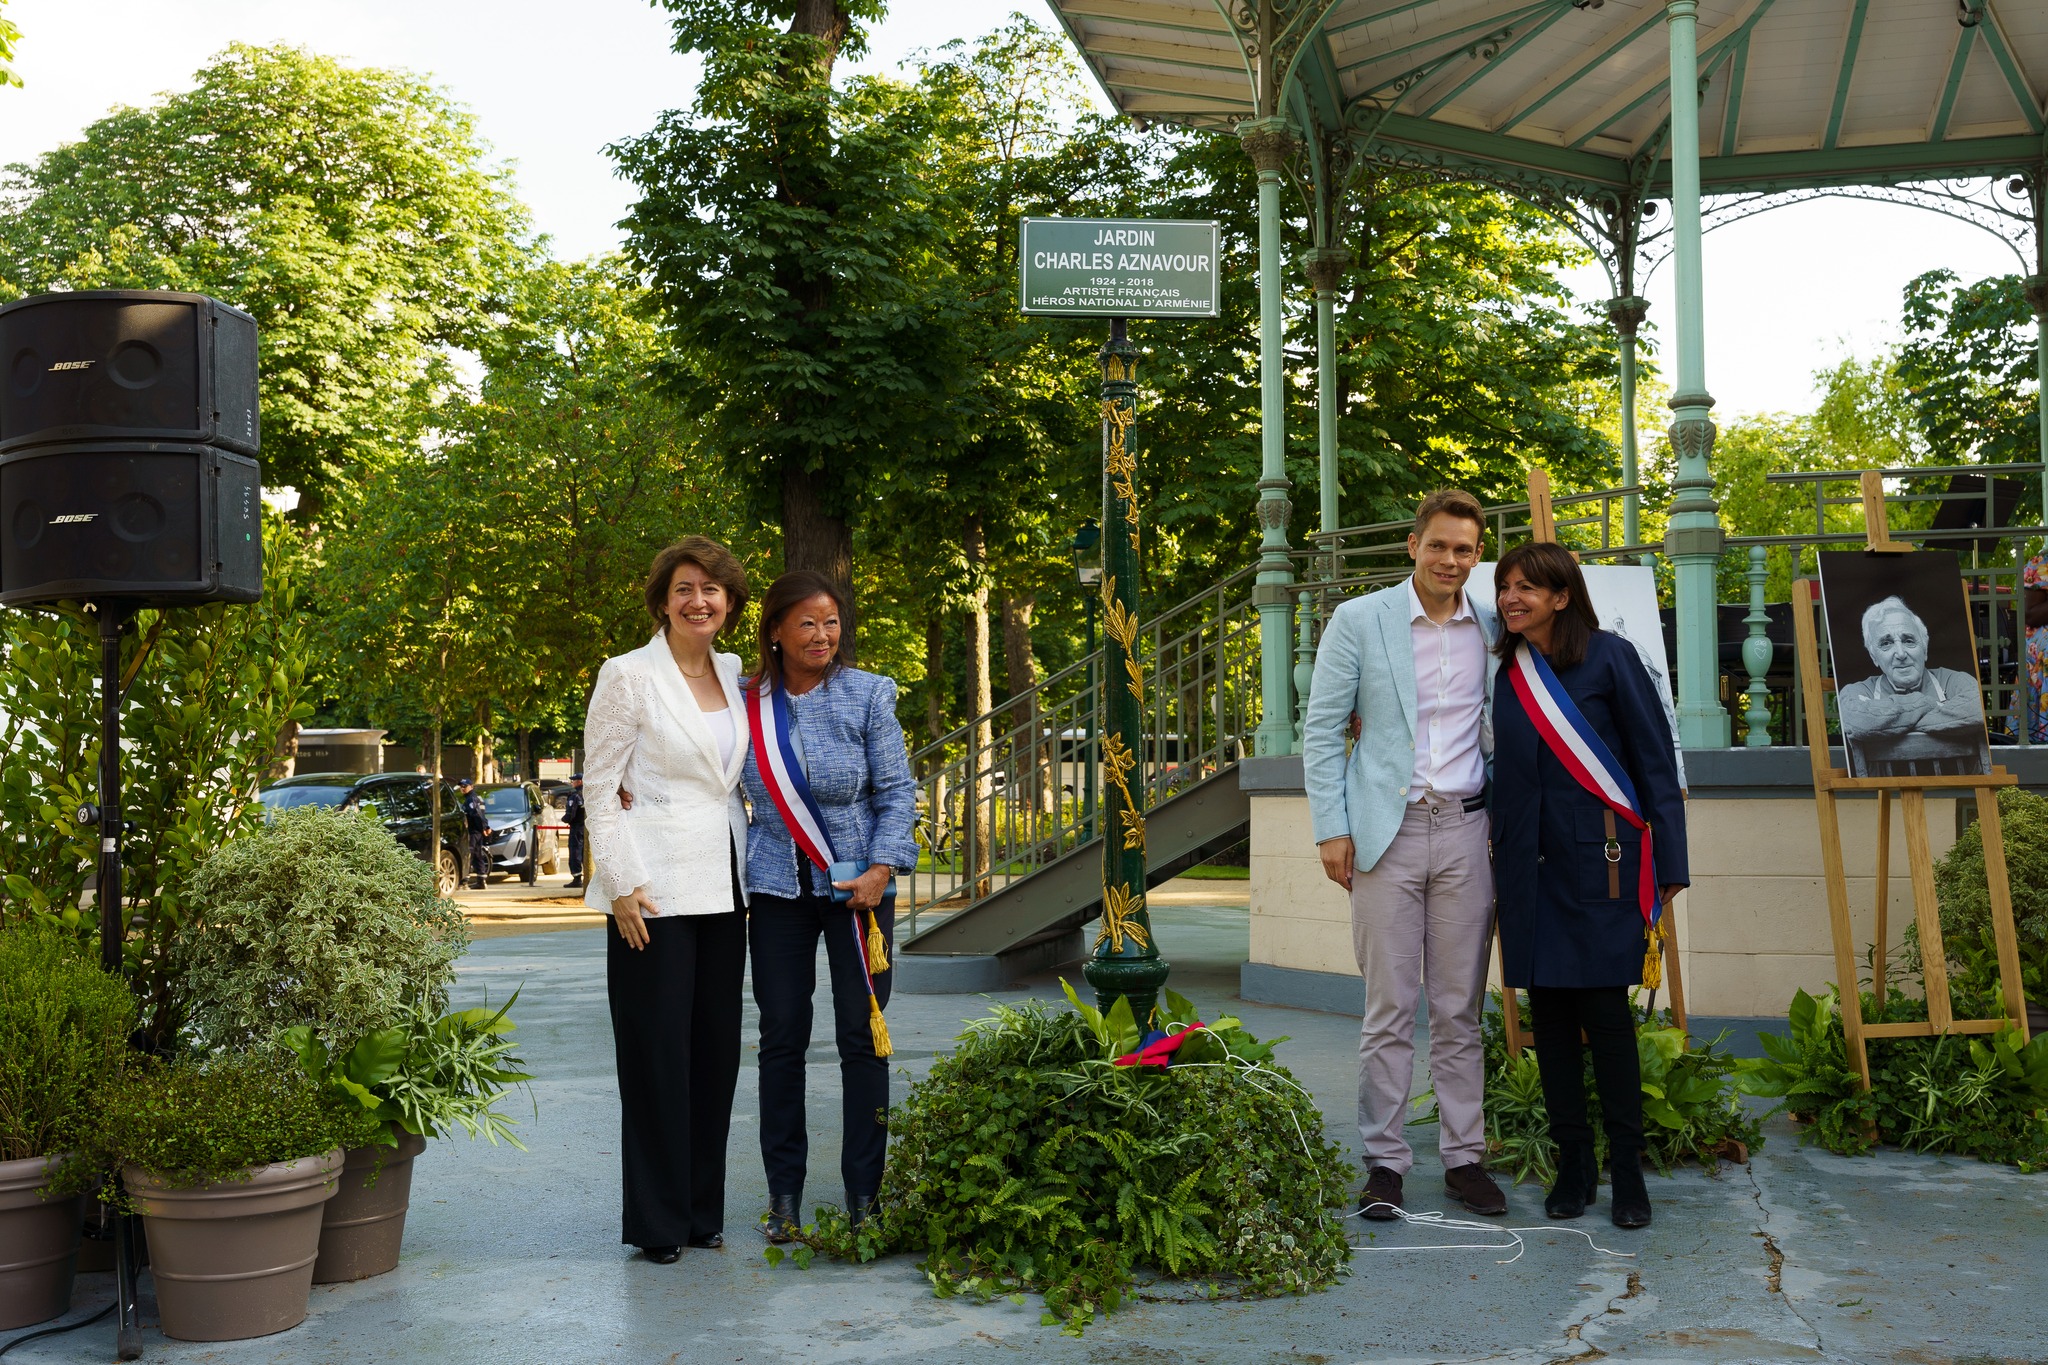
[1346,1202,1636,1264]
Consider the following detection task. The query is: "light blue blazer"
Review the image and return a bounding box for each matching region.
[1301,580,1501,872]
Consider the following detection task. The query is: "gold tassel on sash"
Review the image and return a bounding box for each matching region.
[865,910,890,975]
[868,993,893,1058]
[1641,930,1663,990]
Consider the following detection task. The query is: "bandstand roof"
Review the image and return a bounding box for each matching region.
[1046,0,2048,198]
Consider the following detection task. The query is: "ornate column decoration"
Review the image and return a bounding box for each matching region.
[1661,0,1731,749]
[1742,545,1773,747]
[1292,589,1316,751]
[2022,170,2048,525]
[1241,115,1301,757]
[1605,294,1650,549]
[1302,246,1350,555]
[1083,320,1169,1019]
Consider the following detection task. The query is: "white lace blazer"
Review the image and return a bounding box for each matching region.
[580,635,751,915]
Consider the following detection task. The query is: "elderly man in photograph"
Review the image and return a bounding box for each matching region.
[1838,595,1990,779]
[1301,488,1507,1221]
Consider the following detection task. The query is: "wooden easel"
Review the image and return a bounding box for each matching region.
[1498,469,1688,1057]
[1790,471,2031,1088]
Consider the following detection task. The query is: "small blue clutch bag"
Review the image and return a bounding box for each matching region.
[827,860,897,906]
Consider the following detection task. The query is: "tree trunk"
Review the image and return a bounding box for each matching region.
[1001,594,1055,815]
[426,718,445,885]
[964,514,993,897]
[781,465,857,657]
[788,0,853,56]
[474,701,497,784]
[925,609,948,749]
[516,727,533,784]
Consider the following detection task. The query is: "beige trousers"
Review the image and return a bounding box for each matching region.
[1349,800,1494,1174]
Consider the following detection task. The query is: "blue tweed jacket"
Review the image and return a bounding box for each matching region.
[740,665,920,900]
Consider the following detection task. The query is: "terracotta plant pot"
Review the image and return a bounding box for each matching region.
[124,1148,342,1342]
[313,1129,427,1283]
[0,1155,82,1331]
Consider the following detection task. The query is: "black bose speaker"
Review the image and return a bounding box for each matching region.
[0,443,261,606]
[0,291,259,455]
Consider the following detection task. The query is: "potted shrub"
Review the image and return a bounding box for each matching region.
[173,807,527,1283]
[0,924,134,1330]
[282,993,530,1282]
[95,1051,383,1341]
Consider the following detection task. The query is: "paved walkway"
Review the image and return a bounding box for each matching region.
[9,897,2042,1363]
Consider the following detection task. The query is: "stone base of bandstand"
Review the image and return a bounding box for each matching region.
[1240,749,2048,1021]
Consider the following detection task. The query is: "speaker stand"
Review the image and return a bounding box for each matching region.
[94,602,145,1361]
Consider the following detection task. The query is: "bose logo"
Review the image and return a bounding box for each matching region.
[50,513,97,525]
[47,360,94,372]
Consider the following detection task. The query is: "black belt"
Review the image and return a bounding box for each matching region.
[1418,793,1486,813]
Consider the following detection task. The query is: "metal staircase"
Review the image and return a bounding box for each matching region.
[895,566,1266,984]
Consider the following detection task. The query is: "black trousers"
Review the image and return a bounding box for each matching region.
[568,825,585,877]
[607,900,746,1247]
[469,829,491,881]
[1527,985,1644,1154]
[749,869,893,1203]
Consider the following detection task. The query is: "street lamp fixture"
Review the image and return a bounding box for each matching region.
[1070,520,1102,588]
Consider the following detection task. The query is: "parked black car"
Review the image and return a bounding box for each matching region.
[257,772,472,896]
[476,782,556,885]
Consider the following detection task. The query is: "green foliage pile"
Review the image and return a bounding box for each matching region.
[90,1051,384,1198]
[1737,986,2048,1169]
[0,523,312,1049]
[1912,788,2048,1004]
[773,987,1352,1334]
[0,924,134,1164]
[1477,990,1763,1186]
[174,807,468,1054]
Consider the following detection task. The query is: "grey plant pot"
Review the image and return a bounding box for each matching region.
[124,1148,342,1342]
[313,1129,427,1283]
[0,1154,82,1331]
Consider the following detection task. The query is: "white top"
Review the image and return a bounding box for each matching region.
[1404,575,1486,801]
[703,707,736,772]
[579,637,752,915]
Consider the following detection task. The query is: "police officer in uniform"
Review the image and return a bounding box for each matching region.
[564,774,587,890]
[458,778,492,889]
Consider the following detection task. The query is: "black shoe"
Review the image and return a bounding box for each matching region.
[1358,1165,1404,1221]
[470,878,485,890]
[1443,1163,1507,1216]
[566,877,583,889]
[846,1191,876,1228]
[640,1245,681,1264]
[1609,1152,1652,1229]
[687,1233,723,1250]
[1545,1142,1598,1220]
[762,1192,800,1244]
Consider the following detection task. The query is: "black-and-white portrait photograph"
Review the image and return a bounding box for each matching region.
[1817,549,1992,779]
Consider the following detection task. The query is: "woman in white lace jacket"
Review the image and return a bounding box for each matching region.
[580,536,752,1263]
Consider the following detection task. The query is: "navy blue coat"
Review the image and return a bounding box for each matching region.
[1491,630,1689,989]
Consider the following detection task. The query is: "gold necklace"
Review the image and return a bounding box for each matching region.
[679,663,713,679]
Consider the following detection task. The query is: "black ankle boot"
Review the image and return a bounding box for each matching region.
[763,1192,801,1244]
[846,1191,876,1228]
[1608,1152,1652,1229]
[1545,1143,1597,1220]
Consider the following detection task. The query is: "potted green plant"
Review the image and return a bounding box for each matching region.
[0,923,134,1331]
[281,991,530,1282]
[95,1051,383,1341]
[173,807,526,1283]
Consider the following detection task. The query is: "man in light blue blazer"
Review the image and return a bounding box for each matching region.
[1302,488,1506,1221]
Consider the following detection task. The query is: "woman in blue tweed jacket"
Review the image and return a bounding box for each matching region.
[740,571,919,1242]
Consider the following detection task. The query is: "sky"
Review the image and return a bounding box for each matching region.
[0,0,2024,421]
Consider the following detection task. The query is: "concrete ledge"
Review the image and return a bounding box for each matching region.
[895,928,1086,995]
[1241,961,1364,1015]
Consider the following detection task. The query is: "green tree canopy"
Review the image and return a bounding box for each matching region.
[0,43,529,509]
[1897,268,2041,506]
[1,0,22,89]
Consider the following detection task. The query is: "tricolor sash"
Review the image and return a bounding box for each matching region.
[1506,643,1661,947]
[744,679,895,1055]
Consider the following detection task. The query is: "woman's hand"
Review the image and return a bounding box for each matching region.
[618,786,635,810]
[612,886,661,949]
[1659,884,1683,910]
[833,864,894,912]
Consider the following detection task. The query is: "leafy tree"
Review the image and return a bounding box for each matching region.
[613,0,954,630]
[0,0,21,89]
[0,522,313,1049]
[1897,269,2040,502]
[0,44,529,512]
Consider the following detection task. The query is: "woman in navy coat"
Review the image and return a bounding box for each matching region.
[1490,542,1688,1229]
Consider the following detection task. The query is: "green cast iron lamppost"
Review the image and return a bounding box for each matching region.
[1081,320,1170,1020]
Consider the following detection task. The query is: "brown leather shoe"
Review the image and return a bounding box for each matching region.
[1444,1163,1508,1216]
[1358,1165,1404,1221]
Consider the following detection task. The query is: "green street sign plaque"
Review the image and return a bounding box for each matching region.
[1018,217,1220,319]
